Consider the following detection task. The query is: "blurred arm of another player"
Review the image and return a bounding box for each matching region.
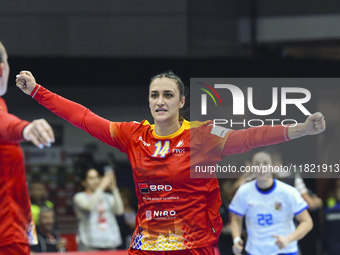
[230,213,244,255]
[74,173,113,212]
[295,177,323,211]
[107,171,125,216]
[273,209,313,249]
[301,193,323,211]
[0,109,54,149]
[23,119,55,149]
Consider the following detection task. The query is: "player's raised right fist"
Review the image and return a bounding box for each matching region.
[15,70,37,95]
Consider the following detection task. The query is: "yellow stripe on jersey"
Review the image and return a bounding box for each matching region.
[151,119,191,139]
[189,120,213,129]
[111,119,219,141]
[142,120,151,126]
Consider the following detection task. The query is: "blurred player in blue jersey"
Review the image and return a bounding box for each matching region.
[229,150,313,255]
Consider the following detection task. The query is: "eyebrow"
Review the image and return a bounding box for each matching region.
[150,90,175,93]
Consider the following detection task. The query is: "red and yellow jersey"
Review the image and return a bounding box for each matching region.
[0,97,36,247]
[31,85,289,251]
[110,119,224,250]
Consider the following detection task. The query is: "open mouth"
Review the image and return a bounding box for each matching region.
[156,109,167,112]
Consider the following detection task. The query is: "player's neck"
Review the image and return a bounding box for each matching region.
[154,119,182,136]
[257,178,274,189]
[85,188,95,194]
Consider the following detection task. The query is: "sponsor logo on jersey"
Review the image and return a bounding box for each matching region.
[172,148,185,156]
[138,183,150,194]
[145,210,176,220]
[138,136,151,147]
[275,201,282,210]
[146,210,152,220]
[176,140,184,147]
[143,196,179,201]
[138,183,173,194]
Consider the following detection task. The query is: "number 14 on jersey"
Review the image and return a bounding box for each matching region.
[152,141,170,157]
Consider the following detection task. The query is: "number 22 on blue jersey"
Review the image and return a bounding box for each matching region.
[152,141,170,157]
[257,213,273,226]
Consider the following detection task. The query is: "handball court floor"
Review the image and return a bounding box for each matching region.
[41,235,221,254]
[38,248,221,255]
[39,252,128,255]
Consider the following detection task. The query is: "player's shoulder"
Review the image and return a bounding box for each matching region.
[189,120,213,128]
[238,179,256,193]
[136,120,155,130]
[73,191,86,200]
[275,179,300,193]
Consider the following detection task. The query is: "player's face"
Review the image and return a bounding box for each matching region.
[252,152,273,180]
[30,183,47,201]
[0,51,9,96]
[83,169,100,192]
[39,211,55,232]
[149,77,185,124]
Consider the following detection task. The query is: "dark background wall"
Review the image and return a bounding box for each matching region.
[2,0,340,57]
[0,0,188,57]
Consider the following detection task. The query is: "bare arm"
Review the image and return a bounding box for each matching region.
[295,177,323,211]
[233,170,254,190]
[273,209,313,249]
[74,174,114,211]
[107,172,124,215]
[74,189,105,212]
[301,193,323,211]
[230,213,244,255]
[112,188,125,215]
[290,209,313,241]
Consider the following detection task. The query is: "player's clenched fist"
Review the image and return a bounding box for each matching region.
[288,112,326,139]
[15,70,37,95]
[304,112,326,135]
